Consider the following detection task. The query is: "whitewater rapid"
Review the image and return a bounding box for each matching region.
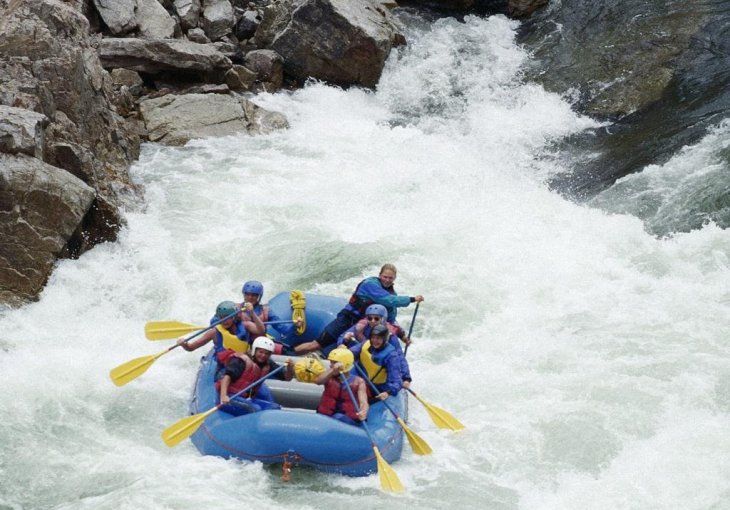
[1,14,729,510]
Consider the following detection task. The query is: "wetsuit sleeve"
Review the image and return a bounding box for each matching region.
[357,279,412,309]
[270,359,287,380]
[383,354,403,395]
[337,325,358,347]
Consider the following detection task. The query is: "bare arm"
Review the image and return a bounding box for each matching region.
[219,375,232,404]
[356,378,369,420]
[315,362,341,385]
[242,302,266,336]
[176,328,215,351]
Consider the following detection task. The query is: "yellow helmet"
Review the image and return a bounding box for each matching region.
[327,348,354,373]
[294,356,325,383]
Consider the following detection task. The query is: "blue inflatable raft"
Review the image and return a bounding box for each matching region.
[187,292,406,477]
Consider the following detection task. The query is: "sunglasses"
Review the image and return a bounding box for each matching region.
[366,315,382,322]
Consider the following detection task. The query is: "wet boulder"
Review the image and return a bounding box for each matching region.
[0,154,95,305]
[98,37,232,77]
[254,0,405,88]
[139,93,288,145]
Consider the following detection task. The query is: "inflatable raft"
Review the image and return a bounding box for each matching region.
[187,292,407,476]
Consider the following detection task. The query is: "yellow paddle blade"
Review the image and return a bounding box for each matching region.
[412,393,465,431]
[162,407,217,447]
[109,352,162,387]
[372,446,404,493]
[396,418,432,455]
[145,321,203,340]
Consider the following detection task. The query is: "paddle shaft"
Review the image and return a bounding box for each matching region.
[224,364,285,403]
[340,373,378,446]
[162,364,286,447]
[340,374,406,493]
[181,309,240,343]
[403,302,419,357]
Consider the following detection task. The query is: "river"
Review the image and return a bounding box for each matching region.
[1,13,729,510]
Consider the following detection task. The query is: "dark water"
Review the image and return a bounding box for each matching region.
[514,0,730,235]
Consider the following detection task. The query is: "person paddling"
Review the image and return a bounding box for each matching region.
[294,264,424,354]
[349,324,404,400]
[217,337,294,415]
[240,280,303,344]
[316,348,369,426]
[340,304,413,390]
[178,301,265,364]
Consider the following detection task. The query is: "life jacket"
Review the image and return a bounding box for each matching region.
[252,303,270,322]
[215,354,272,398]
[317,373,360,421]
[348,277,396,316]
[358,340,395,384]
[213,323,250,354]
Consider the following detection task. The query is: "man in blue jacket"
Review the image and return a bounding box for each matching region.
[294,263,424,354]
[348,324,403,400]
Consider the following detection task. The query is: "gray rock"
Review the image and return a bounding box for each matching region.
[93,0,137,34]
[244,49,283,91]
[255,0,404,88]
[110,68,145,96]
[0,153,95,303]
[187,27,211,43]
[174,0,201,30]
[225,65,257,90]
[98,38,232,75]
[0,0,141,304]
[507,0,548,17]
[139,92,287,145]
[201,0,234,41]
[234,8,261,40]
[0,106,48,158]
[48,142,95,183]
[136,0,177,39]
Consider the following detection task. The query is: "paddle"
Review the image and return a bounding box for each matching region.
[353,364,431,455]
[403,302,419,357]
[145,319,296,340]
[162,365,285,447]
[340,373,404,493]
[110,310,240,387]
[406,388,464,431]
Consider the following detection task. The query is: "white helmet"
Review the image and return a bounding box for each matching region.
[251,336,275,354]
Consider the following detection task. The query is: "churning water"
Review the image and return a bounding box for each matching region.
[1,14,729,510]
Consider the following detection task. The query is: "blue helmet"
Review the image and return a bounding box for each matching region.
[365,304,387,319]
[242,280,264,299]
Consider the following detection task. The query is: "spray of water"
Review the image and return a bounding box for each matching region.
[1,14,729,510]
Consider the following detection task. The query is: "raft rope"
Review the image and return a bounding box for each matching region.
[290,290,306,335]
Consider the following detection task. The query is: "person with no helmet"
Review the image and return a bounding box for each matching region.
[294,263,424,354]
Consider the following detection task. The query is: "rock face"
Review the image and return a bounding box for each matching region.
[0,106,48,159]
[520,0,700,119]
[518,0,729,198]
[0,0,140,304]
[244,49,284,91]
[139,93,288,145]
[98,37,233,76]
[0,154,95,304]
[255,0,405,87]
[201,0,234,41]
